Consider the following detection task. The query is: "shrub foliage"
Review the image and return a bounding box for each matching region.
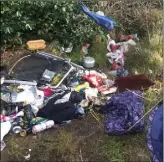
[1,0,162,49]
[1,1,104,49]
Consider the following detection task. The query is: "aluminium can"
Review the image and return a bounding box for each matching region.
[32,120,55,134]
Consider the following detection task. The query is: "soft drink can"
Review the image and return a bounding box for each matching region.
[32,120,55,134]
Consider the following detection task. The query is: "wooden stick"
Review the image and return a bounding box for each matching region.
[79,149,83,162]
[92,109,100,120]
[127,99,163,131]
[90,111,104,128]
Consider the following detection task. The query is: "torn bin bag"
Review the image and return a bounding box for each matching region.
[101,90,144,134]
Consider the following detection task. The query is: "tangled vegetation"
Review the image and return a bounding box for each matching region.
[1,0,162,50]
[1,1,104,49]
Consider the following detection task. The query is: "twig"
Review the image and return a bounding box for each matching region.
[79,131,96,140]
[92,109,100,119]
[79,149,83,162]
[88,103,104,128]
[90,111,104,128]
[127,99,163,131]
[84,131,95,138]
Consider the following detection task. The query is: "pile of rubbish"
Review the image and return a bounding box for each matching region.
[1,5,162,162]
[0,50,155,152]
[0,52,116,151]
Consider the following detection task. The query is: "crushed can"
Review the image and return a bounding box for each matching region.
[32,120,55,134]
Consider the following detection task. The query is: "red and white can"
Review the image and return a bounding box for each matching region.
[32,120,55,134]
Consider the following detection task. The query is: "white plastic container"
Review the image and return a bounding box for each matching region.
[83,57,95,68]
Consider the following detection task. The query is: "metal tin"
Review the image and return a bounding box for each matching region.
[12,126,22,134]
[32,120,55,134]
[83,57,95,68]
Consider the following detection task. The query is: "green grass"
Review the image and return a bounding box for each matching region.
[143,80,163,112]
[68,51,82,64]
[89,35,108,68]
[101,136,125,162]
[125,34,162,78]
[101,133,151,162]
[1,30,163,162]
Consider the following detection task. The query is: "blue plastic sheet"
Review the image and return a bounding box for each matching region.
[147,101,163,162]
[81,5,116,31]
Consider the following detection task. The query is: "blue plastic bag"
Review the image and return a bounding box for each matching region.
[81,5,116,31]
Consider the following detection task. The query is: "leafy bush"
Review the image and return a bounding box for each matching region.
[1,0,162,50]
[1,1,105,49]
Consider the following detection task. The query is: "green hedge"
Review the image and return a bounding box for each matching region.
[1,1,105,49]
[1,0,162,49]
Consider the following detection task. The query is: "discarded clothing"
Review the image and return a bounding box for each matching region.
[146,101,163,162]
[69,91,85,104]
[37,102,81,124]
[115,74,154,92]
[37,91,85,124]
[101,91,144,134]
[54,92,71,104]
[45,89,70,104]
[46,90,85,105]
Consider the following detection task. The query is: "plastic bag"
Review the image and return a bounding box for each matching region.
[83,74,103,88]
[1,121,11,141]
[10,85,44,107]
[1,141,6,151]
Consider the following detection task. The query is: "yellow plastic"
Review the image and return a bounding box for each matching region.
[74,82,89,92]
[26,39,46,50]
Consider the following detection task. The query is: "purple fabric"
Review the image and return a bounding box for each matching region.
[101,91,144,134]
